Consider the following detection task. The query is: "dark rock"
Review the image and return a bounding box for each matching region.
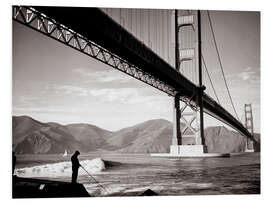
[140,188,158,196]
[13,176,90,198]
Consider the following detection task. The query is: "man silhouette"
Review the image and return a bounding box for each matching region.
[71,150,81,183]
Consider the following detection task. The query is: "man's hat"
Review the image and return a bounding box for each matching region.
[75,150,80,155]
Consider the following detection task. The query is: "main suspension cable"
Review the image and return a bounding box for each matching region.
[202,55,220,104]
[207,10,240,120]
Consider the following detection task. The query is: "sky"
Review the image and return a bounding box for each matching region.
[12,8,260,132]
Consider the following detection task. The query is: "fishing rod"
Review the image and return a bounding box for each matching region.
[80,165,110,194]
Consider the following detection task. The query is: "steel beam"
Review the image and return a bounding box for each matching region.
[12,6,254,141]
[12,6,175,96]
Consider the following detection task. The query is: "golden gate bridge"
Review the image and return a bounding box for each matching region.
[12,6,256,156]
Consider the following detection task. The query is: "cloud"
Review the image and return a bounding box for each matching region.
[72,68,131,83]
[238,67,260,84]
[13,106,84,114]
[71,68,92,76]
[15,95,38,106]
[89,88,141,104]
[89,87,170,106]
[46,84,162,104]
[49,84,89,97]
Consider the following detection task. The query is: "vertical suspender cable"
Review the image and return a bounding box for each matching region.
[175,10,179,72]
[119,8,121,25]
[161,10,164,58]
[155,10,158,54]
[148,9,150,47]
[136,10,138,37]
[131,9,133,33]
[140,10,142,41]
[157,10,160,55]
[167,10,170,63]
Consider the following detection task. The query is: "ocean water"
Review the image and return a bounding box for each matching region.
[15,152,260,197]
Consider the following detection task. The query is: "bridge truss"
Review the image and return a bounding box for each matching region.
[13,6,176,96]
[12,6,254,141]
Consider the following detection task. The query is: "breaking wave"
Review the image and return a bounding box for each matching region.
[15,158,106,178]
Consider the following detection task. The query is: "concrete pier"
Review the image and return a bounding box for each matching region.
[151,151,230,158]
[170,145,205,156]
[151,144,230,158]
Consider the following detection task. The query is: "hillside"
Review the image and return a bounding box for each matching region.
[204,126,246,153]
[66,123,112,150]
[12,116,112,154]
[13,116,83,154]
[13,116,46,148]
[107,119,173,153]
[12,116,260,154]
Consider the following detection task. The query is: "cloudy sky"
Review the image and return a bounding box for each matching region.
[12,9,260,132]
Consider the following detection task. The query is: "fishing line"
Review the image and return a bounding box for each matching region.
[80,165,110,194]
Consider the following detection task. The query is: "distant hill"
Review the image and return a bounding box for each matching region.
[13,116,45,148]
[12,116,111,154]
[13,116,82,154]
[107,119,173,153]
[204,126,246,153]
[66,123,112,150]
[12,115,260,154]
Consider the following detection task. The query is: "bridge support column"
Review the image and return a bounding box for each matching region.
[169,9,207,156]
[244,104,254,152]
[171,93,181,146]
[170,93,182,154]
[170,93,207,156]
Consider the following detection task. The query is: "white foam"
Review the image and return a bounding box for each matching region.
[187,182,214,188]
[15,158,106,178]
[125,186,161,193]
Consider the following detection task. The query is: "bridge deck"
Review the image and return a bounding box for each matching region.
[24,6,253,140]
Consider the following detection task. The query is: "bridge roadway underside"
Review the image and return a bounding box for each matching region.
[31,6,253,140]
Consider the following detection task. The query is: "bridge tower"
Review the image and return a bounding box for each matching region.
[170,10,207,156]
[244,104,254,152]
